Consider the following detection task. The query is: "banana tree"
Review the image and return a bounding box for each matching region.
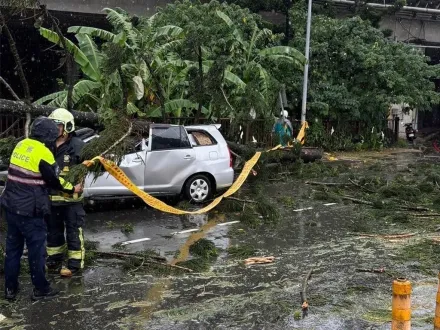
[34,27,104,110]
[215,10,306,118]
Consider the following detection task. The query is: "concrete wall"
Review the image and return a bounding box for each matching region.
[388,103,419,138]
[380,16,440,43]
[40,0,172,15]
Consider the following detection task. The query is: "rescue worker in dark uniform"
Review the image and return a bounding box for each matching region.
[46,108,86,277]
[2,117,82,301]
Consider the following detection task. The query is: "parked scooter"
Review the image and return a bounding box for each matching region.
[404,123,417,144]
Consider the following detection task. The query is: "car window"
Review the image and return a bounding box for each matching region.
[188,131,217,146]
[151,126,191,151]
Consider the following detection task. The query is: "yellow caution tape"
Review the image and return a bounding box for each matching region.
[82,123,307,215]
[297,121,309,145]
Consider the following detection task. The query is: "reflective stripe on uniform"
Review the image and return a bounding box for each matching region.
[47,243,67,256]
[7,174,45,185]
[68,228,85,269]
[50,195,84,203]
[9,164,42,178]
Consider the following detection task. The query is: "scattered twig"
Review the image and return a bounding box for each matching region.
[148,258,193,273]
[229,149,242,160]
[357,233,417,239]
[400,205,431,212]
[94,250,166,262]
[341,195,430,212]
[410,213,440,217]
[341,195,374,206]
[225,197,257,204]
[348,178,376,193]
[128,257,145,274]
[0,118,20,138]
[0,76,20,101]
[221,87,234,112]
[0,10,32,136]
[100,121,133,156]
[93,251,192,273]
[300,268,313,318]
[355,267,395,277]
[39,4,75,111]
[305,181,351,186]
[355,267,385,274]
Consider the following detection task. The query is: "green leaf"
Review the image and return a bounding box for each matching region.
[75,34,103,75]
[103,8,137,45]
[132,76,144,100]
[60,80,102,108]
[215,10,243,44]
[265,55,304,70]
[259,46,306,65]
[164,99,198,113]
[156,40,183,54]
[224,70,247,89]
[256,64,270,100]
[153,25,184,39]
[216,10,234,27]
[47,92,67,107]
[39,28,100,81]
[127,102,140,115]
[33,91,66,105]
[68,26,117,41]
[146,106,162,118]
[164,99,208,115]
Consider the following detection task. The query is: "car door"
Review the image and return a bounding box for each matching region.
[84,140,147,197]
[143,125,196,195]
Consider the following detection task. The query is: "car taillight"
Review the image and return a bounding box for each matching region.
[228,148,233,168]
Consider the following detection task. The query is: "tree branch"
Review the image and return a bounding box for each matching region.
[0,10,32,136]
[221,87,234,112]
[0,76,20,101]
[195,45,203,124]
[0,12,31,102]
[39,4,75,111]
[100,121,133,156]
[144,55,167,121]
[0,98,100,127]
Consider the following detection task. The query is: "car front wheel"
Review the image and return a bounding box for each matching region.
[184,174,212,203]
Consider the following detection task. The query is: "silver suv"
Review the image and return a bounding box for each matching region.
[83,124,234,203]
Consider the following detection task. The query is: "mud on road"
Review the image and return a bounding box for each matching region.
[1,149,440,330]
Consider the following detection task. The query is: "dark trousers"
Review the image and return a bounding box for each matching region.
[4,210,50,292]
[46,203,85,270]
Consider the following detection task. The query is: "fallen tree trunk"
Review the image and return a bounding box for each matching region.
[0,98,100,127]
[227,141,323,163]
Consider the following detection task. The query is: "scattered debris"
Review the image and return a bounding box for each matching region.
[294,207,314,212]
[355,267,386,274]
[358,233,417,239]
[217,221,240,226]
[171,228,200,235]
[244,256,275,266]
[227,245,257,259]
[120,238,151,246]
[300,268,313,318]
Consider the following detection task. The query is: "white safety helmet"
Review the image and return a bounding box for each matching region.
[48,108,75,134]
[281,110,288,118]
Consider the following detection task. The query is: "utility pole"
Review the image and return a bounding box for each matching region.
[301,0,312,124]
[284,0,293,45]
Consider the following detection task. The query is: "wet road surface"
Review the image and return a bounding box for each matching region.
[1,150,439,329]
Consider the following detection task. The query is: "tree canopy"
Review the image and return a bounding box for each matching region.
[35,0,305,129]
[288,3,440,127]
